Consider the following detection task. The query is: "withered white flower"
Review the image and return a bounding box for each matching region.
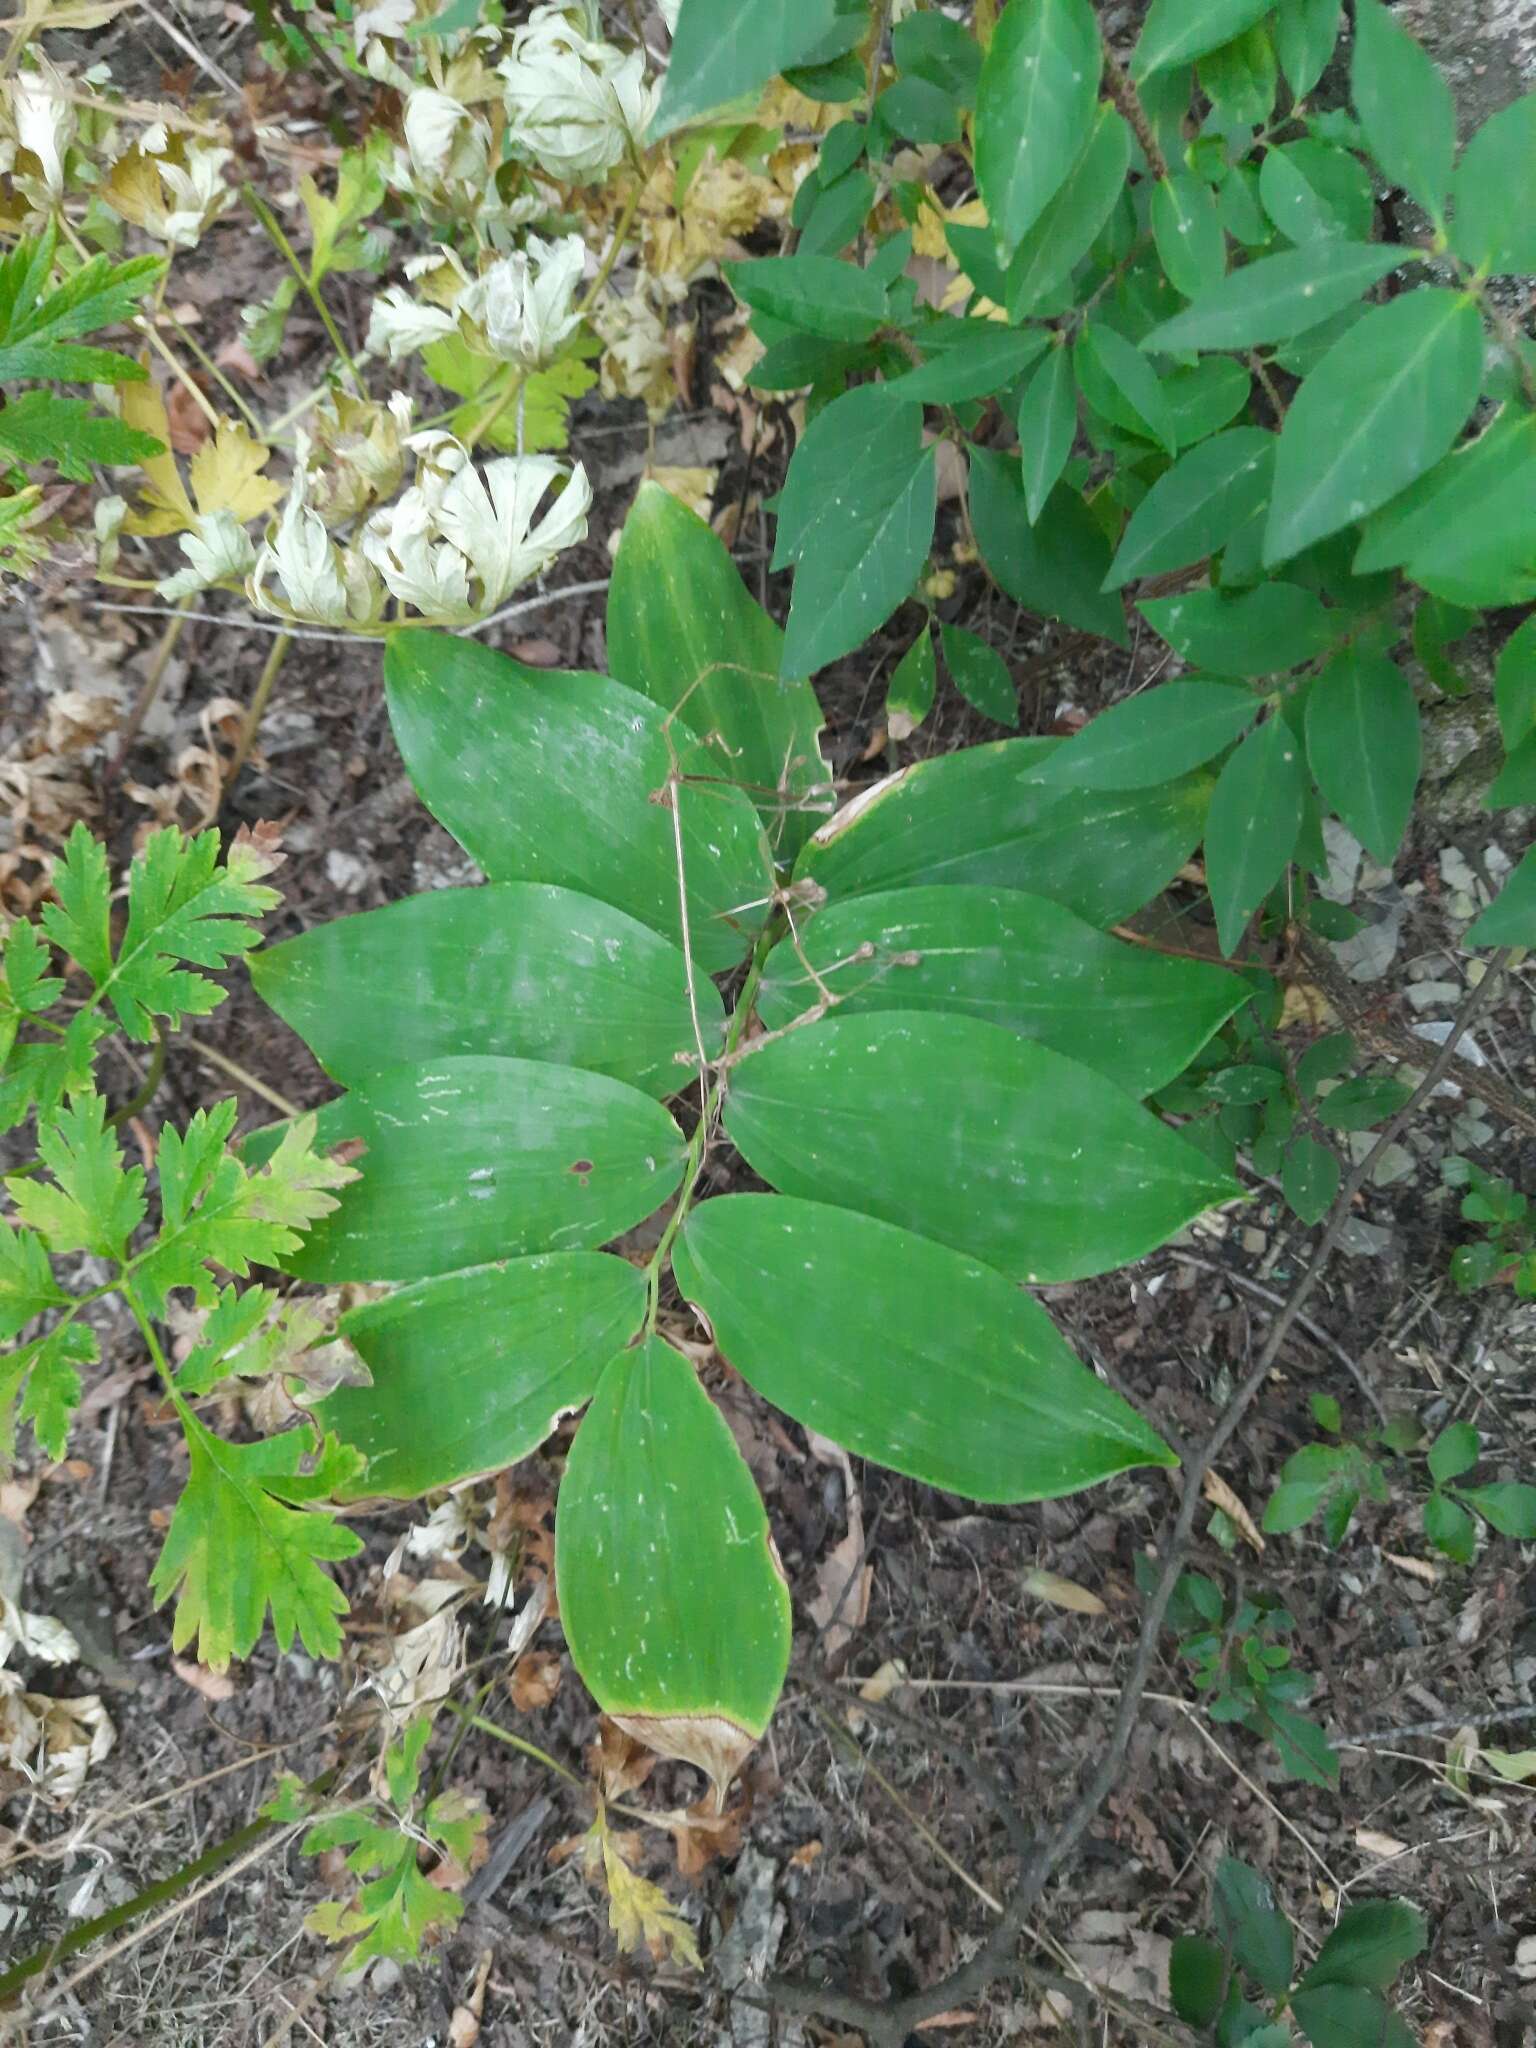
[12,62,74,197]
[157,508,258,601]
[305,391,414,527]
[362,435,591,621]
[351,0,415,56]
[104,135,235,249]
[249,441,387,629]
[365,283,459,361]
[403,85,489,187]
[500,2,657,185]
[459,233,586,369]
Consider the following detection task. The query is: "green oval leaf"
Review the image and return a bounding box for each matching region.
[886,321,1050,404]
[1140,582,1336,674]
[1451,92,1536,276]
[607,481,830,857]
[886,625,936,737]
[1017,343,1078,525]
[1352,0,1455,221]
[1106,430,1276,587]
[756,883,1249,1096]
[724,1013,1235,1283]
[1169,1934,1227,2027]
[940,622,1018,727]
[1466,845,1536,948]
[1142,243,1409,355]
[1264,290,1484,565]
[1152,173,1229,300]
[1048,678,1258,786]
[321,1252,647,1498]
[1305,650,1420,865]
[795,738,1211,926]
[252,883,722,1100]
[1205,717,1307,954]
[384,632,772,975]
[1353,407,1536,609]
[970,444,1129,643]
[558,1335,791,1800]
[674,1195,1177,1501]
[1292,1985,1417,2048]
[1301,1897,1427,1992]
[975,0,1101,253]
[1213,1857,1295,1997]
[283,1057,686,1283]
[725,253,889,342]
[1133,0,1270,76]
[1004,104,1132,321]
[653,0,841,137]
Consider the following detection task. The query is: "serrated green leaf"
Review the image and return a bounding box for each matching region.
[1266,290,1484,564]
[975,0,1101,253]
[1142,243,1407,355]
[7,1089,146,1259]
[1106,430,1276,587]
[755,883,1249,1096]
[1292,1985,1416,2048]
[1462,1481,1536,1539]
[1426,1420,1479,1485]
[8,1320,95,1463]
[0,231,162,385]
[1423,1490,1476,1563]
[0,1011,111,1138]
[940,623,1018,727]
[724,1012,1236,1283]
[0,390,164,482]
[1169,1934,1227,2027]
[1017,343,1077,525]
[3,918,62,1016]
[1352,0,1455,221]
[1213,1857,1295,1996]
[1305,650,1419,864]
[0,1219,67,1340]
[673,1194,1176,1502]
[1451,93,1536,276]
[1205,718,1307,953]
[559,1336,791,1797]
[150,1418,363,1670]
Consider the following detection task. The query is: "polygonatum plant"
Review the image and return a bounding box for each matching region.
[248,484,1256,1793]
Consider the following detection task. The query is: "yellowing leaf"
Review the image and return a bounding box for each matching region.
[120,375,193,535]
[189,422,282,523]
[1020,1566,1107,1615]
[597,1818,701,1969]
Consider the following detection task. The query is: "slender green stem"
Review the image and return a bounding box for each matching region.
[107,1022,167,1131]
[447,1704,585,1790]
[242,186,364,394]
[219,628,294,812]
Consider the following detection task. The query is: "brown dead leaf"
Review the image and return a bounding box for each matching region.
[668,1790,747,1879]
[172,1657,236,1702]
[1020,1567,1107,1615]
[165,380,212,456]
[857,1659,909,1704]
[1280,980,1336,1030]
[508,1649,562,1712]
[508,637,562,667]
[1384,1550,1442,1585]
[806,1434,871,1669]
[588,1717,657,1801]
[1355,1828,1409,1859]
[789,1837,823,1868]
[214,335,263,383]
[1203,1470,1265,1553]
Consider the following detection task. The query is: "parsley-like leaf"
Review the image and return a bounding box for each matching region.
[7,1089,147,1259]
[41,822,281,1042]
[0,1219,67,1339]
[0,227,163,385]
[133,1107,356,1315]
[149,1416,363,1670]
[0,391,166,482]
[0,1012,113,1137]
[2,1320,97,1462]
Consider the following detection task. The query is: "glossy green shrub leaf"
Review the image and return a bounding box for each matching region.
[280,1057,686,1284]
[1305,651,1420,864]
[1292,1985,1417,2048]
[1050,680,1258,792]
[320,1253,647,1498]
[891,11,982,103]
[1164,357,1254,443]
[1353,407,1536,608]
[969,445,1128,643]
[1283,1134,1341,1224]
[607,480,829,857]
[1495,617,1536,750]
[1274,0,1342,100]
[975,0,1100,253]
[941,623,1017,727]
[1152,174,1228,300]
[558,1336,791,1801]
[1077,321,1177,453]
[1141,583,1335,674]
[1265,291,1484,564]
[252,884,721,1101]
[726,254,888,342]
[888,321,1048,404]
[383,634,771,975]
[1467,846,1536,947]
[725,1013,1236,1283]
[673,1195,1177,1502]
[1213,1857,1294,1996]
[875,77,960,145]
[1451,94,1536,276]
[1205,718,1307,954]
[1259,140,1376,245]
[885,625,936,739]
[1133,0,1271,76]
[755,884,1249,1096]
[1200,23,1277,125]
[1004,105,1132,320]
[1352,0,1455,221]
[1017,344,1078,524]
[1142,243,1406,355]
[795,738,1210,927]
[654,0,842,135]
[1106,430,1276,586]
[1169,1934,1227,2027]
